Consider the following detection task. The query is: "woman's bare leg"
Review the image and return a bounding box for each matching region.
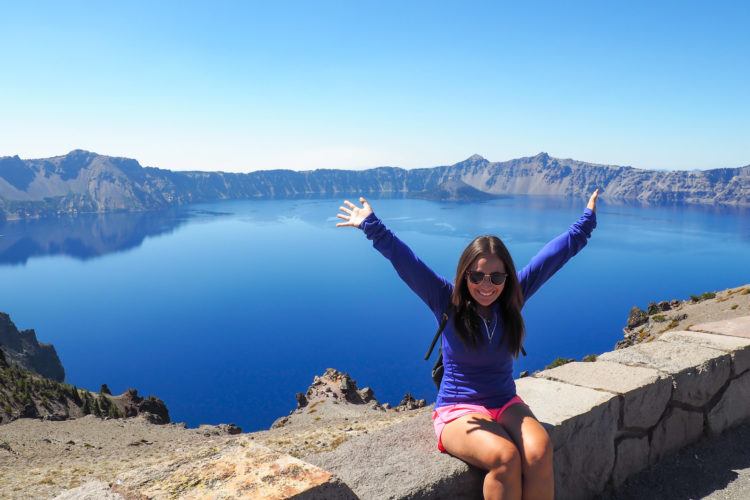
[498,404,554,500]
[440,413,523,500]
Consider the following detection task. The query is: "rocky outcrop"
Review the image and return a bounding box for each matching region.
[294,368,378,409]
[271,368,425,432]
[115,388,170,424]
[0,311,64,381]
[2,150,748,219]
[0,352,170,425]
[413,178,498,202]
[0,312,169,425]
[617,285,750,349]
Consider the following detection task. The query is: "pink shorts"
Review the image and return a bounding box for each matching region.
[432,396,526,453]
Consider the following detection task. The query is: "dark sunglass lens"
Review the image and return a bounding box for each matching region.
[468,271,484,284]
[490,273,507,285]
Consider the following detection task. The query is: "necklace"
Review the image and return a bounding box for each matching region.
[481,313,496,342]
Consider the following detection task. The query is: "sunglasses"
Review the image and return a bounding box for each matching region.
[466,271,508,286]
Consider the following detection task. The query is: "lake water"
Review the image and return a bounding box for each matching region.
[1,196,748,431]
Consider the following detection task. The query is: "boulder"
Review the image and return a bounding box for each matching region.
[307,412,484,499]
[113,438,355,499]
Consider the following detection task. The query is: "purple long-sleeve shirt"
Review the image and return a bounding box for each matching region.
[360,208,597,408]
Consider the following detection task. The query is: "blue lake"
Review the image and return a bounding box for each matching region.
[1,196,749,431]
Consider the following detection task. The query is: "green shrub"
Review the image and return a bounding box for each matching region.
[545,357,574,369]
[582,354,597,362]
[653,314,667,322]
[691,291,717,302]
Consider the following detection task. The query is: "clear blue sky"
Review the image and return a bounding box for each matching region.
[1,1,748,172]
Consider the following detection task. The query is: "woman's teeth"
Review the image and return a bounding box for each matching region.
[478,290,495,297]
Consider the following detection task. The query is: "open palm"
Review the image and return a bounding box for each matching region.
[587,189,600,212]
[336,197,373,228]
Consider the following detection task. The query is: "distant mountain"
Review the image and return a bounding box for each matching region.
[1,150,748,219]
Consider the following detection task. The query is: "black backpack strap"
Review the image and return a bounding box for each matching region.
[424,312,449,360]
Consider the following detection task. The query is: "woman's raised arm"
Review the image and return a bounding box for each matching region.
[518,189,599,303]
[336,197,452,317]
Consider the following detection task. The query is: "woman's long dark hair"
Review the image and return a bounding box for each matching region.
[450,235,525,356]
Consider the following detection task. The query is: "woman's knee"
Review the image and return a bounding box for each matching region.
[486,443,522,477]
[523,434,553,471]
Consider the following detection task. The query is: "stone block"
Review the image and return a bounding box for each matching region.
[308,412,485,499]
[690,316,750,339]
[598,340,730,408]
[649,407,704,464]
[537,361,671,429]
[612,436,650,487]
[661,330,750,376]
[516,377,619,500]
[707,370,750,435]
[113,439,355,499]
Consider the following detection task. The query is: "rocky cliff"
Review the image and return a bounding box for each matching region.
[0,312,169,425]
[0,312,64,381]
[1,150,748,219]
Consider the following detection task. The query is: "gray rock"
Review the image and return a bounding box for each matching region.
[612,436,650,486]
[649,407,704,464]
[598,340,731,408]
[626,306,649,329]
[307,413,484,499]
[52,481,124,500]
[537,361,671,429]
[707,370,750,435]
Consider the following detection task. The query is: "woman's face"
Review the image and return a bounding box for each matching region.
[466,253,506,307]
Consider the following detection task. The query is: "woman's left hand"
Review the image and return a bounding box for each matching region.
[587,189,600,212]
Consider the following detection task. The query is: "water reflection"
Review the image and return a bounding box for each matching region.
[0,209,226,266]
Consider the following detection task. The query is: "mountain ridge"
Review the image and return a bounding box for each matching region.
[1,150,748,219]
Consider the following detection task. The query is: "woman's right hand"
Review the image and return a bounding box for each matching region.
[336,197,373,228]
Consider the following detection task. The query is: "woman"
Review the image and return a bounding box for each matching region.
[336,190,599,500]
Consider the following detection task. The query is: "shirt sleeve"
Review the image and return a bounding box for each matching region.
[517,208,597,304]
[360,213,452,317]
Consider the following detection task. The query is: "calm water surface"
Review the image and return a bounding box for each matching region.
[1,196,748,431]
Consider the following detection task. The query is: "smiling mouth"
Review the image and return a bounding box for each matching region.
[478,290,495,297]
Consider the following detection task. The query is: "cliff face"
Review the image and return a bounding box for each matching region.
[0,312,64,381]
[1,150,748,219]
[0,312,169,425]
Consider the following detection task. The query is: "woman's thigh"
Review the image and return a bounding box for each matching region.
[440,412,520,470]
[497,403,552,465]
